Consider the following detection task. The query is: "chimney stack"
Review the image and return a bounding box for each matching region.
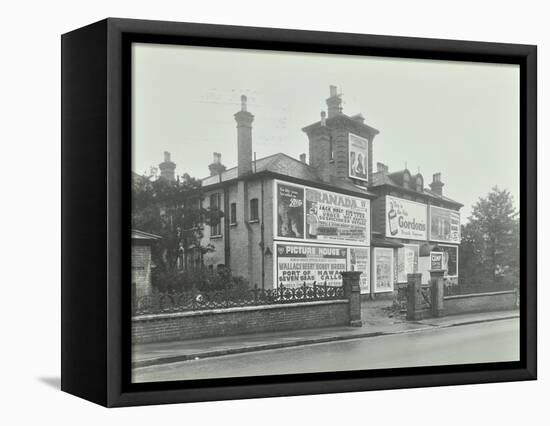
[234,95,254,177]
[299,153,307,163]
[430,172,444,196]
[326,85,342,118]
[159,151,176,182]
[208,152,226,176]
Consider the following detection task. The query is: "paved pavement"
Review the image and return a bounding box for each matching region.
[133,318,519,382]
[132,301,519,369]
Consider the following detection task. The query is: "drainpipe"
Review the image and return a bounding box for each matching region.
[260,179,265,290]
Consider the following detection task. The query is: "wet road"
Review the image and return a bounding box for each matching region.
[133,318,519,383]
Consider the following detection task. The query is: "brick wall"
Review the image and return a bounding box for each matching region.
[443,290,518,316]
[132,300,350,343]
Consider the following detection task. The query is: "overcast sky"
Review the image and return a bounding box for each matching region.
[132,43,519,221]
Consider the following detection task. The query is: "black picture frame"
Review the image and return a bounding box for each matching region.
[61,17,537,407]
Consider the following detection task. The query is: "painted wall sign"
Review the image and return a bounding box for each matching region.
[348,133,369,182]
[275,181,370,246]
[275,243,348,288]
[373,247,394,293]
[429,206,461,243]
[385,196,428,240]
[397,244,419,283]
[350,247,370,294]
[430,252,444,270]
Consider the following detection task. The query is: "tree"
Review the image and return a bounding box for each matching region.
[459,187,519,288]
[132,171,223,281]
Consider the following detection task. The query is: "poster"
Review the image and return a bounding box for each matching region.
[438,245,458,276]
[348,133,369,182]
[275,243,347,288]
[374,248,394,293]
[350,247,370,294]
[305,187,370,245]
[429,206,461,243]
[397,244,419,283]
[385,196,428,240]
[275,181,370,246]
[430,252,444,270]
[277,183,304,239]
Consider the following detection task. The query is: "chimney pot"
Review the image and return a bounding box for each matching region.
[164,151,171,163]
[326,85,343,118]
[329,85,338,97]
[241,95,247,112]
[159,151,176,182]
[430,172,444,196]
[299,153,307,163]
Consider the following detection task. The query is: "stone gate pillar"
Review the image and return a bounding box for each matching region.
[406,273,423,321]
[342,271,363,327]
[430,269,446,317]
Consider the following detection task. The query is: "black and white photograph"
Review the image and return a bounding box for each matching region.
[130,43,521,384]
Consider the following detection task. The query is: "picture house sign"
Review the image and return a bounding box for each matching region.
[385,196,428,240]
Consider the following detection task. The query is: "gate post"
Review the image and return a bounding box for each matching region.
[342,271,363,327]
[406,273,423,321]
[430,269,445,317]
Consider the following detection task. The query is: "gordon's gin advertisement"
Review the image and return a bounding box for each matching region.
[385,196,427,241]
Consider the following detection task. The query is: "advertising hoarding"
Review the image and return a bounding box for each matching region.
[373,247,394,293]
[429,206,461,243]
[396,244,419,283]
[348,133,369,182]
[274,243,371,294]
[275,181,370,246]
[275,243,348,288]
[438,244,458,276]
[385,196,428,240]
[350,247,370,294]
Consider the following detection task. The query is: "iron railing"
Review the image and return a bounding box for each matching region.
[133,282,345,315]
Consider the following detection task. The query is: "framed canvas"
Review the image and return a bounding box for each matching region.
[61,18,537,407]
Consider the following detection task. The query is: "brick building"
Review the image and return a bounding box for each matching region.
[162,86,462,296]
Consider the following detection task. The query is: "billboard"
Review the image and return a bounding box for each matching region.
[275,243,371,294]
[438,244,458,276]
[275,243,348,288]
[350,247,370,294]
[276,183,304,239]
[429,206,461,243]
[275,181,370,246]
[396,244,419,283]
[385,196,428,240]
[348,133,369,182]
[373,248,394,293]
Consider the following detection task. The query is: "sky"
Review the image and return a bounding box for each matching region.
[132,43,520,222]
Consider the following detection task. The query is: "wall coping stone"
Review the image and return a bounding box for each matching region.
[444,290,516,301]
[133,299,349,322]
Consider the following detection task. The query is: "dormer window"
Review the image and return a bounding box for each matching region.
[403,172,410,189]
[416,175,423,192]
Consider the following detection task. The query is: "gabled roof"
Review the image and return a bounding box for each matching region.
[202,152,376,198]
[371,170,463,208]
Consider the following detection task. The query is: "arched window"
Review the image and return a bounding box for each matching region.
[403,171,410,189]
[416,175,423,192]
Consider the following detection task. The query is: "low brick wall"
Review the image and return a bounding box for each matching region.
[443,290,518,316]
[132,300,350,344]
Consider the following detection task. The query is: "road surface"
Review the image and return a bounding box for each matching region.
[133,318,519,383]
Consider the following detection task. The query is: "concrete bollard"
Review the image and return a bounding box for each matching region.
[429,269,446,317]
[341,271,363,327]
[406,273,423,321]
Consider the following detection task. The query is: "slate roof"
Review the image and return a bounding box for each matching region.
[371,169,462,208]
[201,152,376,198]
